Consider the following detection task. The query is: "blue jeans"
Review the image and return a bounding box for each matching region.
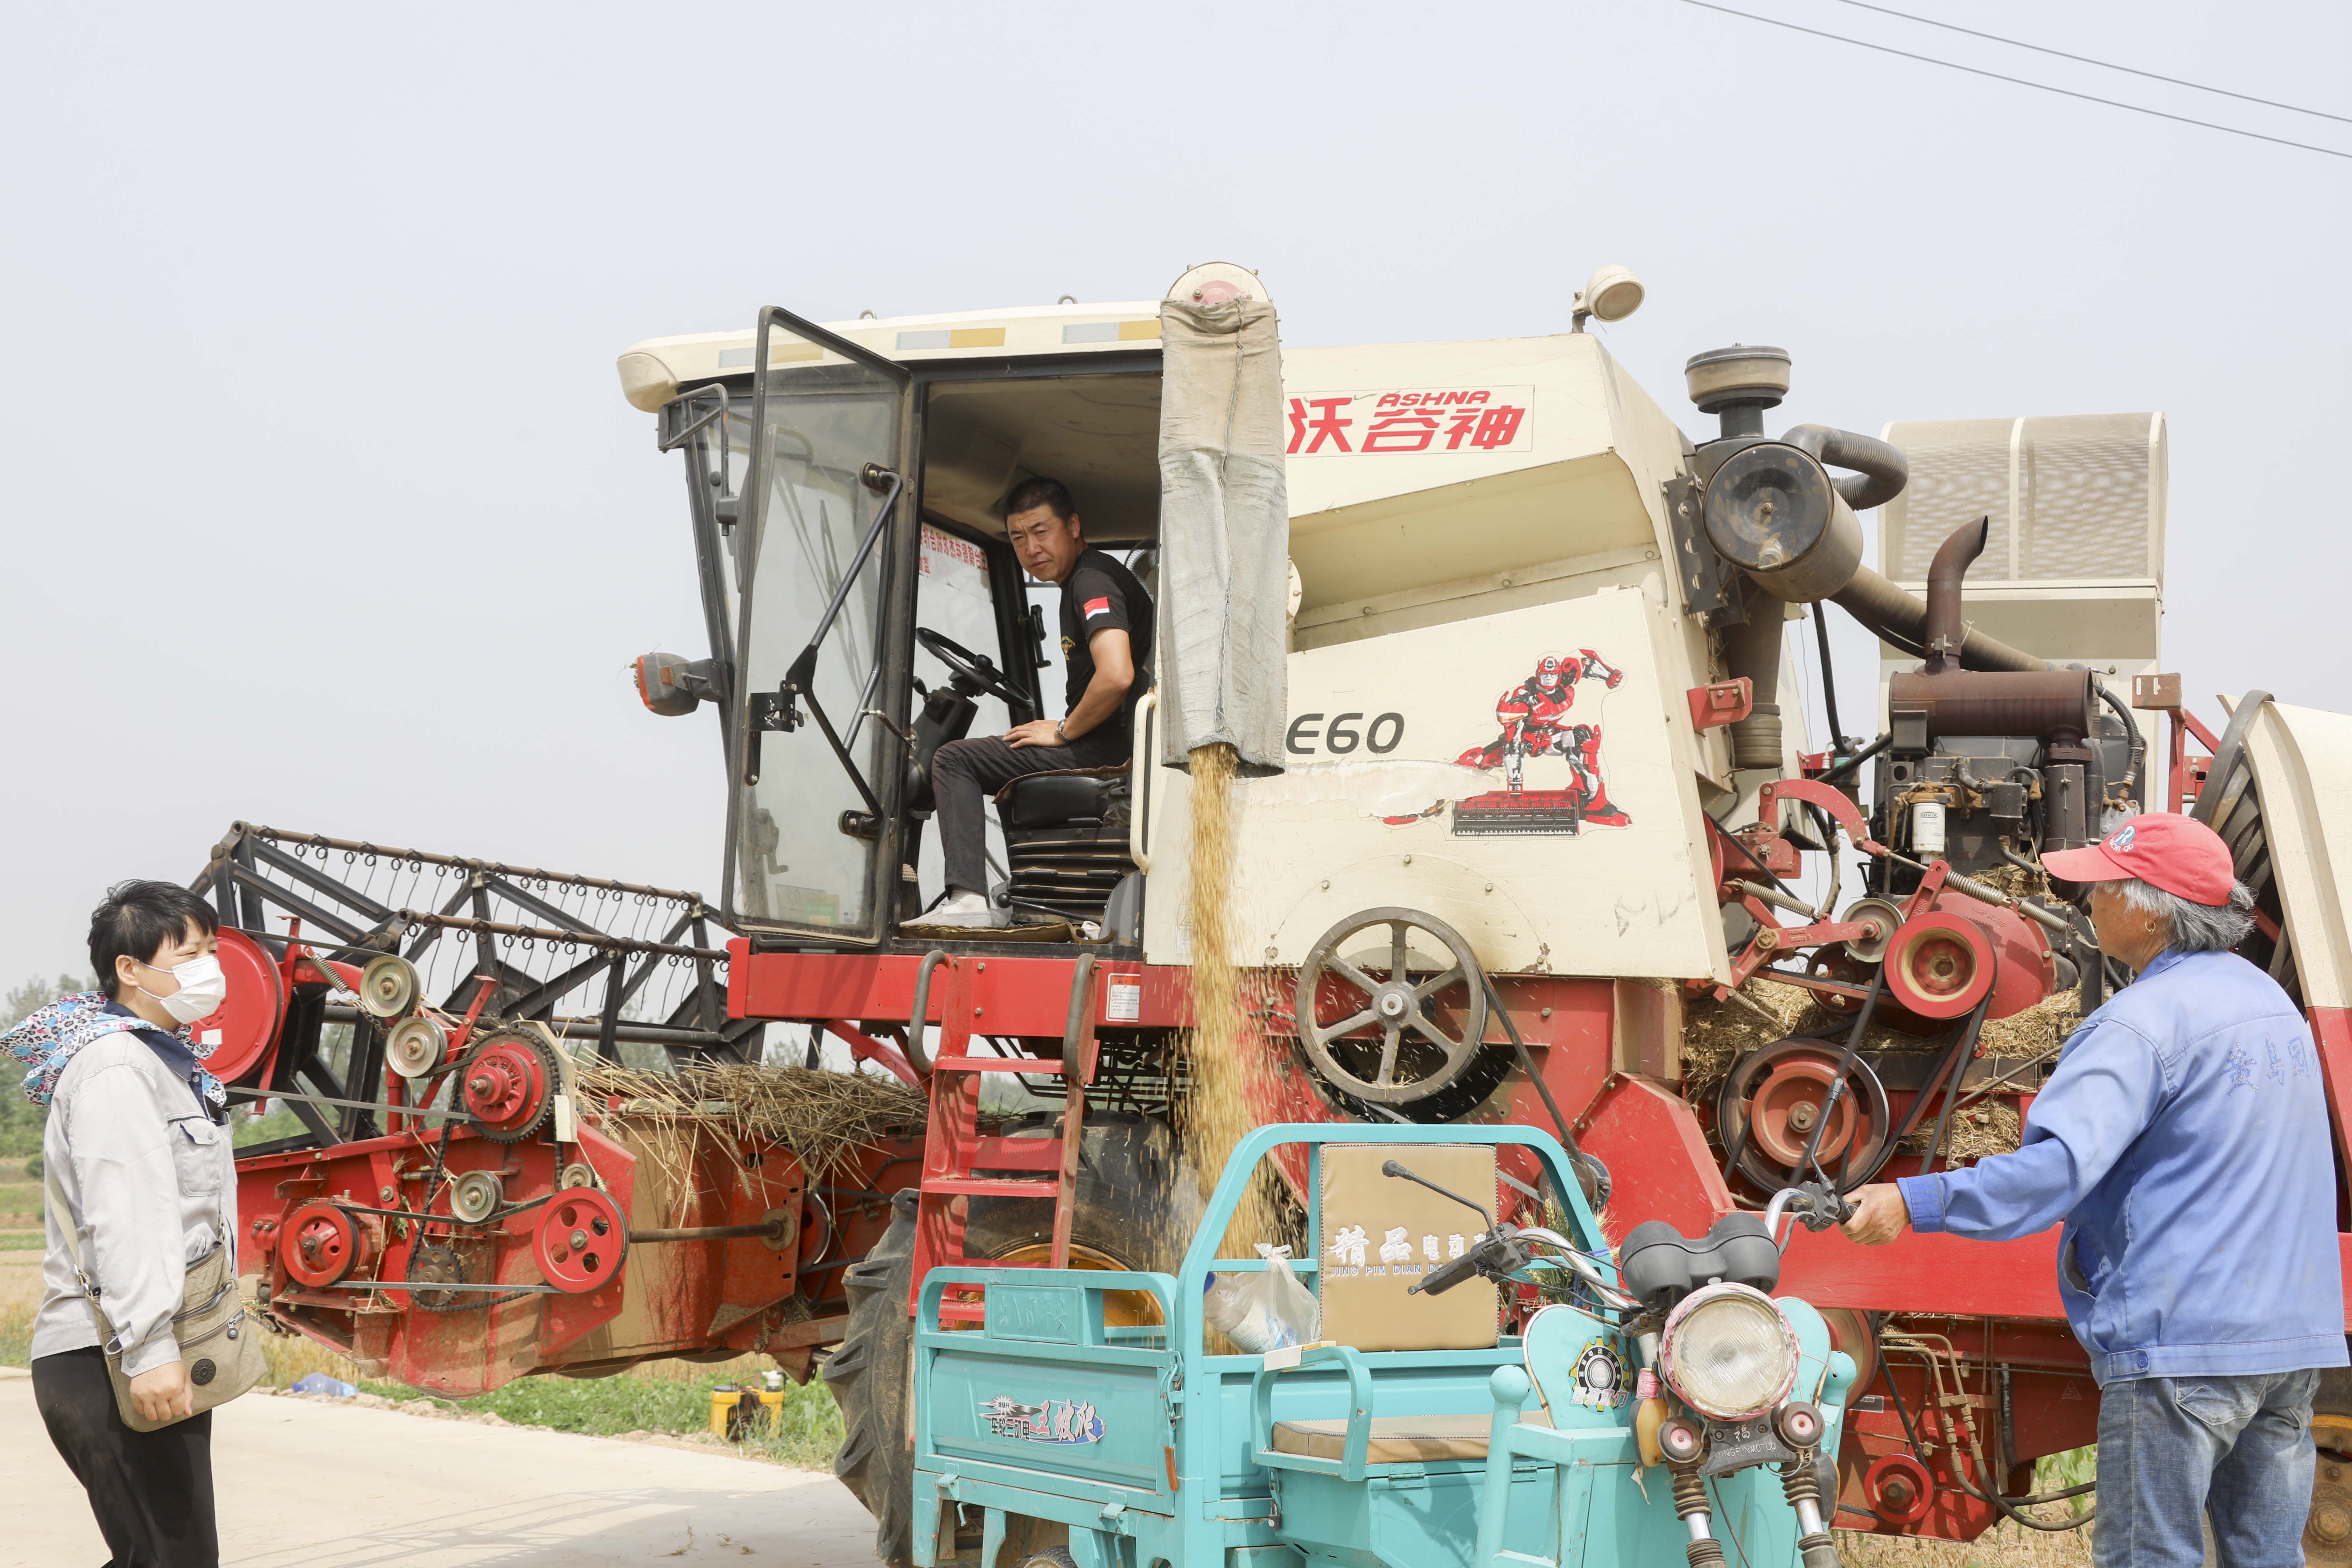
[2094,1368,2319,1568]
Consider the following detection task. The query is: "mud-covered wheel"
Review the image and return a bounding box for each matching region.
[826,1192,920,1568]
[2307,1365,2352,1564]
[823,1116,1201,1568]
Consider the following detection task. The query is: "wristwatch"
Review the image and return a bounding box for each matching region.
[1053,721,1068,744]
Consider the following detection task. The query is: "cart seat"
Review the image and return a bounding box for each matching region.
[1270,1410,1553,1465]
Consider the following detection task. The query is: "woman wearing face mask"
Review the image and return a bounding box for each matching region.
[4,881,234,1567]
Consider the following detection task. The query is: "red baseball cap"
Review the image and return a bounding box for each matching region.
[2041,813,2237,906]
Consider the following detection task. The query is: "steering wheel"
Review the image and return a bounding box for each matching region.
[915,628,1026,710]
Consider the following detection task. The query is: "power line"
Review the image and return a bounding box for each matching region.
[1678,0,2352,161]
[1827,0,2352,127]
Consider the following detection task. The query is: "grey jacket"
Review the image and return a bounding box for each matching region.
[34,1031,239,1376]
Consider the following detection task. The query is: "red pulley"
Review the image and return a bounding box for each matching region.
[534,1187,627,1294]
[189,928,283,1085]
[1883,912,1996,1020]
[1750,1054,1864,1167]
[462,1032,558,1142]
[1865,1452,1937,1525]
[278,1200,370,1289]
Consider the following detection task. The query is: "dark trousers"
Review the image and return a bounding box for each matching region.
[33,1348,219,1568]
[933,730,1128,897]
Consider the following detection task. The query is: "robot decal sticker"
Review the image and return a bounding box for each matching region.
[1450,649,1630,836]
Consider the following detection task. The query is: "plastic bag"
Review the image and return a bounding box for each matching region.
[1203,1243,1322,1353]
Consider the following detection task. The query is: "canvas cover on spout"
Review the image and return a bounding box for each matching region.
[1155,298,1289,777]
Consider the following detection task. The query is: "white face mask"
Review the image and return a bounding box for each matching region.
[137,954,228,1025]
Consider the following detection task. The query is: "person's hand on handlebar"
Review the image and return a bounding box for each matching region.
[1840,1183,1912,1246]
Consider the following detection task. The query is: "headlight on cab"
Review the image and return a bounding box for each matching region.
[1659,1281,1799,1422]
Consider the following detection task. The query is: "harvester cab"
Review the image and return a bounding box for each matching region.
[622,268,1248,950]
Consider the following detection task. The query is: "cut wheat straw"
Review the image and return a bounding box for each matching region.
[577,1062,927,1190]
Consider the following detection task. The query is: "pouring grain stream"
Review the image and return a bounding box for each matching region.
[1180,743,1281,1254]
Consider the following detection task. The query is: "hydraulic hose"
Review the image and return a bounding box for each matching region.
[2097,681,2144,795]
[1869,1319,2096,1532]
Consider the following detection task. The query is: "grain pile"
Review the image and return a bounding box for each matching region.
[1177,743,1282,1254]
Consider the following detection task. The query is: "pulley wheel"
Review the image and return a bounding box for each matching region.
[1295,906,1490,1105]
[385,1014,448,1080]
[407,1244,465,1309]
[357,953,421,1018]
[1884,912,1996,1020]
[279,1200,367,1289]
[462,1031,560,1143]
[559,1163,597,1190]
[1865,1453,1937,1525]
[535,1188,627,1294]
[1839,897,1905,965]
[191,927,283,1085]
[1716,1038,1891,1195]
[450,1170,505,1225]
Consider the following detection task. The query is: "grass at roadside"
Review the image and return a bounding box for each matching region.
[0,1265,844,1468]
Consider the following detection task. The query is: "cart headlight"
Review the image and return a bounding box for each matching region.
[1659,1282,1800,1422]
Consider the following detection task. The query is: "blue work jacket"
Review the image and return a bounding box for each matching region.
[1897,947,2347,1385]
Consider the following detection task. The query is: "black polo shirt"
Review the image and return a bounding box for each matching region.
[1057,547,1154,740]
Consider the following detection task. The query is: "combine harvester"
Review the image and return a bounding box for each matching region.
[198,261,2352,1565]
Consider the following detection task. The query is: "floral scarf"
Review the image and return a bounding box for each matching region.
[2,991,217,1109]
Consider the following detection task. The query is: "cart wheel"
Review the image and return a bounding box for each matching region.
[1295,906,1492,1105]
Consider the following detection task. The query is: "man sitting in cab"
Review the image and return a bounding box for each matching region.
[924,477,1153,928]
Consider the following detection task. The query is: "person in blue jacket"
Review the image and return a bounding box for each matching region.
[1843,812,2345,1567]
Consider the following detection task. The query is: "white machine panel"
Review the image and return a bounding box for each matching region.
[1144,584,1729,981]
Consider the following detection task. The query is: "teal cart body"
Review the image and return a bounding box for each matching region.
[912,1124,1858,1568]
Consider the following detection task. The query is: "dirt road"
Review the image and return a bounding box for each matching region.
[0,1368,877,1567]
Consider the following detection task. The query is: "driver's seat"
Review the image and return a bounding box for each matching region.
[995,766,1133,924]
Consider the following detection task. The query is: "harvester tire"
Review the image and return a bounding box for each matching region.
[824,1116,1200,1568]
[2308,1363,2352,1566]
[965,1112,1202,1278]
[826,1191,919,1568]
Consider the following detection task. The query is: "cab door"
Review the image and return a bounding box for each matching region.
[726,307,914,941]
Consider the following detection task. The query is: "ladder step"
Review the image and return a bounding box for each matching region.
[922,1177,1063,1198]
[933,1056,1067,1076]
[969,1137,1062,1171]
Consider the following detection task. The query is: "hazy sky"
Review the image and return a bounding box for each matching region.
[4,1,2345,983]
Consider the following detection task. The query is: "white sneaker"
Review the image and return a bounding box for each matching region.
[921,889,1007,929]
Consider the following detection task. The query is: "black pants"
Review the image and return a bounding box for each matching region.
[933,730,1128,897]
[33,1348,218,1568]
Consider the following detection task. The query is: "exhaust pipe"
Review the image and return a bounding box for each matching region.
[1829,561,2047,674]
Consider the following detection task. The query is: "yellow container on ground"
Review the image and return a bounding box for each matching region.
[708,1386,786,1436]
